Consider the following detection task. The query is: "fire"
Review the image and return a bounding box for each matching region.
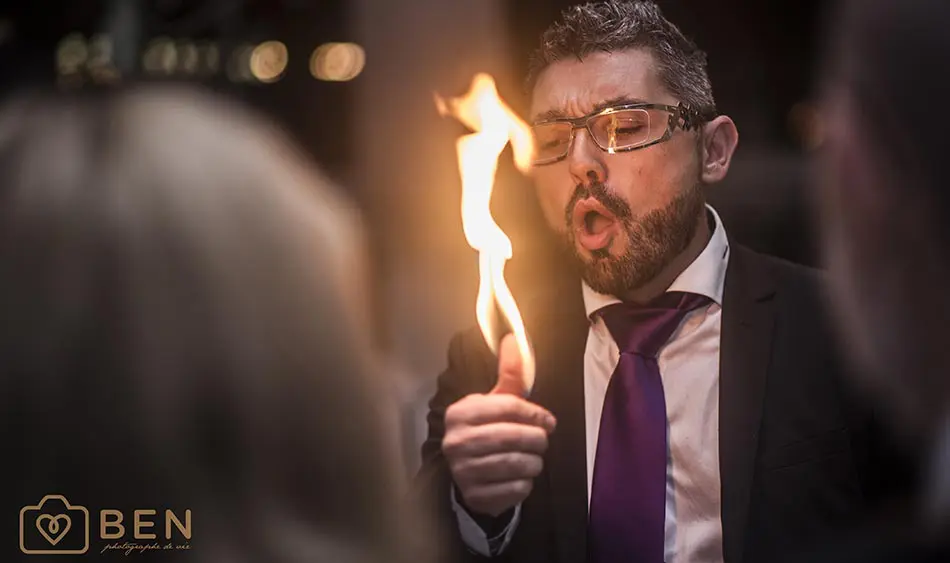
[436,73,536,393]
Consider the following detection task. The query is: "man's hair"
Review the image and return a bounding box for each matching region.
[527,0,716,119]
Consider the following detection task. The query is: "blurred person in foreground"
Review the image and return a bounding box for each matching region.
[815,0,950,560]
[419,2,911,563]
[0,86,422,563]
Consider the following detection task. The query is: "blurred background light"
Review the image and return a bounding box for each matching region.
[250,40,288,83]
[788,102,825,151]
[55,32,87,75]
[178,41,199,75]
[310,42,364,82]
[87,34,114,68]
[142,36,176,75]
[197,42,220,76]
[226,43,254,83]
[87,33,120,83]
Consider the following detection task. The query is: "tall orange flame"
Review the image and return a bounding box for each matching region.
[436,73,536,393]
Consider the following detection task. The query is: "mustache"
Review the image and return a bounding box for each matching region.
[563,177,632,229]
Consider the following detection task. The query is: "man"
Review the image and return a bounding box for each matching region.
[812,0,950,560]
[419,2,904,562]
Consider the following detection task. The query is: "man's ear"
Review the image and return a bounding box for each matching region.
[699,116,739,184]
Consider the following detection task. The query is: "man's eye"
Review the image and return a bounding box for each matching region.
[609,117,647,135]
[541,138,569,149]
[614,124,646,136]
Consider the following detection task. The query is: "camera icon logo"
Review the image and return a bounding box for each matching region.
[19,495,89,555]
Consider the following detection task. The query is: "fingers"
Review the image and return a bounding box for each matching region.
[450,451,544,488]
[441,391,556,518]
[442,422,549,459]
[491,333,527,396]
[457,480,535,518]
[446,393,556,433]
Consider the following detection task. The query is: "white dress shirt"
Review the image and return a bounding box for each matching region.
[455,205,730,563]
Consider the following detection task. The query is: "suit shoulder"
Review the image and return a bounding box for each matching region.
[733,243,828,294]
[731,244,839,346]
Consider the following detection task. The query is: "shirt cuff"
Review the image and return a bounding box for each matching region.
[450,485,522,557]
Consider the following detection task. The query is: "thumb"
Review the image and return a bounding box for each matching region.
[491,333,527,396]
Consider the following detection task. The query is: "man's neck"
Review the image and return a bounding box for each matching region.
[620,210,711,304]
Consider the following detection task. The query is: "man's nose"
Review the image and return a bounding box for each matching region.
[567,128,606,186]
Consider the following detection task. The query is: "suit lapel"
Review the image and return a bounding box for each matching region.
[719,244,777,563]
[525,281,590,563]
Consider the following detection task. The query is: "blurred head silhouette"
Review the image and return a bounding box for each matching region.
[0,86,418,562]
[817,0,950,523]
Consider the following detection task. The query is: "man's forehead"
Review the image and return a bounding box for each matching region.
[530,49,667,121]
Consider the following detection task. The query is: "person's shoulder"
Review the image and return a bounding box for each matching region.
[731,242,828,295]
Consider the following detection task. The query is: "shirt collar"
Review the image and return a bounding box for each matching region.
[582,204,730,318]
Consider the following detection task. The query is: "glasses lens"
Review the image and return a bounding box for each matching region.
[590,109,654,152]
[532,122,573,163]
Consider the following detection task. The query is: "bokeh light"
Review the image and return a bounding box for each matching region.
[310,43,365,82]
[227,43,254,83]
[178,41,199,75]
[56,33,88,75]
[788,102,825,151]
[142,37,177,75]
[250,40,288,83]
[198,42,220,75]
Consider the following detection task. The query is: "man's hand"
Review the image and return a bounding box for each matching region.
[442,334,557,517]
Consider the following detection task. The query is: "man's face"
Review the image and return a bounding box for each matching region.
[529,49,706,296]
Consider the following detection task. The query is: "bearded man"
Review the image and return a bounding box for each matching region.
[418,3,907,563]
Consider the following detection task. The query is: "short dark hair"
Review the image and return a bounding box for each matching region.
[527,0,716,119]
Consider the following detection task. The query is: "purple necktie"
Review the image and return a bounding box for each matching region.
[588,291,711,563]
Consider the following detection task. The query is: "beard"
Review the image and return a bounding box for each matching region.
[561,179,705,297]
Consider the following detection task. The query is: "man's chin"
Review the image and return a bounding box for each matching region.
[575,236,627,261]
[576,248,665,297]
[577,256,632,296]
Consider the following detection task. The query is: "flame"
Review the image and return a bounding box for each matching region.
[436,73,536,393]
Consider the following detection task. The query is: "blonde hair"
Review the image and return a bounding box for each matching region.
[0,85,418,563]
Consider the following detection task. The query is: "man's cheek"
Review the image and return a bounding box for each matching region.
[532,187,569,229]
[540,199,567,232]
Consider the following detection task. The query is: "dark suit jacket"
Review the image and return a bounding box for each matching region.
[802,504,950,563]
[809,532,950,563]
[417,243,912,563]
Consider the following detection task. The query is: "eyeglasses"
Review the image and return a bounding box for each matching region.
[530,102,706,166]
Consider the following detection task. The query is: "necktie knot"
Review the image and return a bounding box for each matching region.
[597,291,710,358]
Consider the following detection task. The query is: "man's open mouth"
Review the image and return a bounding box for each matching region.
[572,198,620,252]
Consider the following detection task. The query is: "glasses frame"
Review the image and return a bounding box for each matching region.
[531,101,707,165]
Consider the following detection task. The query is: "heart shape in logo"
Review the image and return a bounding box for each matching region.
[36,514,71,546]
